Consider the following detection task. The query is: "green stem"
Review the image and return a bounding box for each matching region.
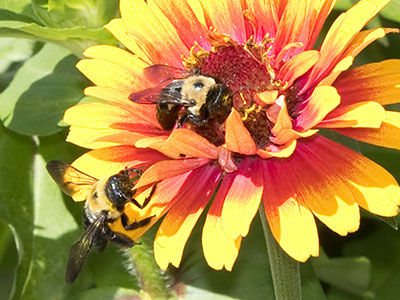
[259,204,302,300]
[124,236,174,299]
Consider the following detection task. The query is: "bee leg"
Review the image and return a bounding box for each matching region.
[110,231,136,247]
[177,114,189,128]
[141,183,157,209]
[121,213,154,230]
[129,182,157,209]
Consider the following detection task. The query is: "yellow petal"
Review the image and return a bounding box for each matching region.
[262,160,319,262]
[105,18,152,64]
[76,59,135,91]
[120,0,188,67]
[308,136,400,217]
[319,101,385,128]
[334,59,400,106]
[202,175,242,270]
[154,166,220,269]
[221,158,263,239]
[334,111,400,150]
[83,45,149,76]
[296,86,340,131]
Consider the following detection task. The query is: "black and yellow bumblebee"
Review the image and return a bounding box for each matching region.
[46,160,156,284]
[129,64,233,130]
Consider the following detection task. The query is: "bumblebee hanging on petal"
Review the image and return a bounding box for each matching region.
[129,64,233,131]
[46,160,156,284]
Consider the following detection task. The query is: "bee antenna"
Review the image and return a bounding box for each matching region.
[232,85,250,96]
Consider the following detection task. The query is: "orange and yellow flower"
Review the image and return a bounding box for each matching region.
[64,0,400,270]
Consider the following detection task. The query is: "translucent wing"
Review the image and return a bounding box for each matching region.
[65,212,107,284]
[128,84,167,104]
[46,160,97,201]
[143,64,191,84]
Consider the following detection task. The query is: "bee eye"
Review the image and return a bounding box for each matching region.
[193,81,204,90]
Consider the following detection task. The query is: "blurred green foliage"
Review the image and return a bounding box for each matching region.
[0,0,399,299]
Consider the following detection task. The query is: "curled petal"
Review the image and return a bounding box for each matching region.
[296,86,340,131]
[160,129,219,159]
[225,108,256,155]
[277,50,320,87]
[135,157,211,188]
[257,140,297,159]
[254,90,279,106]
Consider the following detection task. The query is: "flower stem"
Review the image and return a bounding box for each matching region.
[124,236,174,299]
[259,204,302,300]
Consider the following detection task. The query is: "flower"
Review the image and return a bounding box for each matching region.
[64,0,400,271]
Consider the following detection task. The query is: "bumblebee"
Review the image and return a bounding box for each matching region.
[46,160,156,284]
[129,64,232,130]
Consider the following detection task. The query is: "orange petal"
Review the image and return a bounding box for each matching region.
[295,86,340,131]
[262,160,319,262]
[334,111,400,150]
[257,140,297,159]
[225,109,256,155]
[289,141,360,236]
[255,90,278,106]
[277,50,320,87]
[152,0,208,49]
[301,0,391,94]
[270,128,318,145]
[135,157,211,188]
[317,56,354,87]
[270,99,292,135]
[304,136,400,217]
[160,129,218,159]
[274,0,308,56]
[319,101,385,128]
[105,18,153,64]
[334,59,400,106]
[120,0,188,67]
[198,0,246,43]
[72,146,166,179]
[203,174,242,271]
[245,0,278,41]
[221,157,264,239]
[154,166,221,269]
[341,28,398,63]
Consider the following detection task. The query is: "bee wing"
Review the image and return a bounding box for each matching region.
[65,213,107,284]
[143,64,191,84]
[46,160,97,201]
[128,85,167,104]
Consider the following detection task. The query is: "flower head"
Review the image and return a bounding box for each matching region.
[65,0,400,270]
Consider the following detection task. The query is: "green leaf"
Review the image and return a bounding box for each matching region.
[343,225,400,300]
[0,9,117,54]
[32,0,119,28]
[312,255,372,297]
[0,43,87,136]
[0,124,34,300]
[0,37,36,73]
[380,0,400,24]
[0,0,36,20]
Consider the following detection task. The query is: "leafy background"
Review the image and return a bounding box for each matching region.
[0,0,399,299]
